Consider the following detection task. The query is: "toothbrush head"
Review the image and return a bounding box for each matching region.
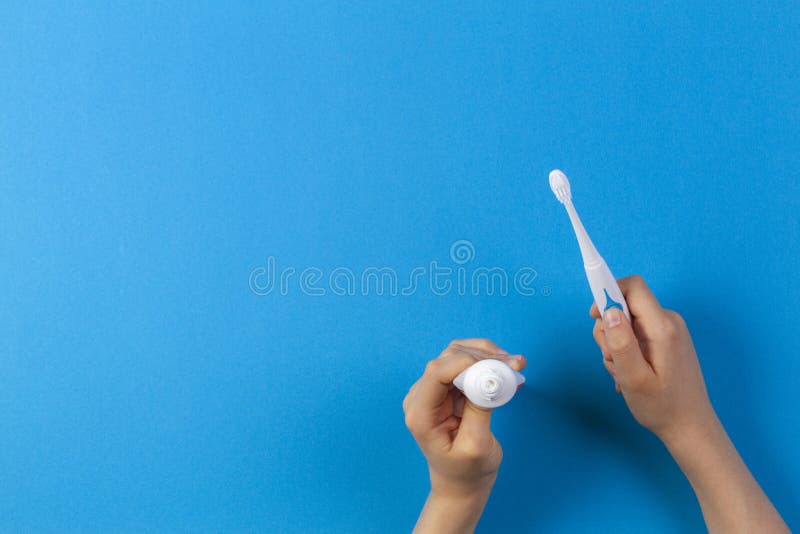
[549,169,572,204]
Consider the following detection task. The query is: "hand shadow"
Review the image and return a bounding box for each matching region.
[478,311,700,533]
[480,291,797,532]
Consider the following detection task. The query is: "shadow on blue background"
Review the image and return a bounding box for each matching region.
[1,1,798,532]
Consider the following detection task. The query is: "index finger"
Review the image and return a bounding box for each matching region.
[618,275,662,315]
[449,338,508,354]
[590,275,668,340]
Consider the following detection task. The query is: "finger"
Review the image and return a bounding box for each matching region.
[450,343,526,371]
[602,308,654,389]
[467,352,527,372]
[451,338,508,354]
[616,275,670,340]
[603,360,621,393]
[506,354,526,372]
[425,412,463,451]
[591,274,662,320]
[402,379,421,413]
[438,415,461,433]
[617,275,662,315]
[602,357,616,378]
[593,319,612,361]
[414,349,482,416]
[452,391,466,418]
[448,344,493,360]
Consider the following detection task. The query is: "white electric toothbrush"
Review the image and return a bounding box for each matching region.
[549,169,631,321]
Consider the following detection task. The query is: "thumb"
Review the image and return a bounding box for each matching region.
[602,308,653,388]
[456,400,494,448]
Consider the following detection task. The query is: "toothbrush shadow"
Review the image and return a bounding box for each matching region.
[513,372,698,532]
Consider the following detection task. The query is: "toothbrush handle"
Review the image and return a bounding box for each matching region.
[585,259,631,321]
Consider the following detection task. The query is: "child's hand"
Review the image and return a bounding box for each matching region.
[590,276,789,533]
[404,339,525,533]
[589,275,715,445]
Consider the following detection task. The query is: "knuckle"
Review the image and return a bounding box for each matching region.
[440,347,459,358]
[594,335,607,355]
[609,335,635,355]
[404,412,415,431]
[424,359,441,376]
[449,338,497,352]
[404,413,422,435]
[628,274,645,286]
[476,338,495,349]
[457,440,485,461]
[669,310,687,328]
[661,310,685,339]
[592,320,603,337]
[661,319,678,339]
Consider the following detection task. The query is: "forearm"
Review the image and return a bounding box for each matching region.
[413,489,492,534]
[664,416,789,534]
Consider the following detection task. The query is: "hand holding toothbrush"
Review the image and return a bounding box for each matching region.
[590,275,789,533]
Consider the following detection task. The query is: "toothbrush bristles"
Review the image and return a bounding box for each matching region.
[548,169,573,204]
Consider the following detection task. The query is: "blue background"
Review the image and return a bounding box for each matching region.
[2,2,798,532]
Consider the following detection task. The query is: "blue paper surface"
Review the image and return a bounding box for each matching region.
[1,2,798,532]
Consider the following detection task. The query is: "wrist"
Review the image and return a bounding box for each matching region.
[429,483,494,505]
[657,405,720,451]
[414,487,494,534]
[429,470,497,500]
[661,411,726,464]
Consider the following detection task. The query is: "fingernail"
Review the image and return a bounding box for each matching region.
[603,308,621,329]
[507,355,525,369]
